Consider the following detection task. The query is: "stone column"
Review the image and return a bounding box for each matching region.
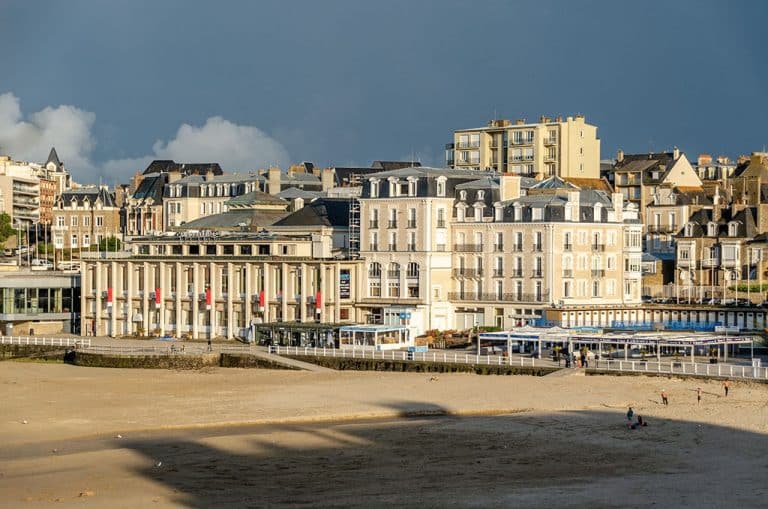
[110,261,118,337]
[262,262,270,323]
[226,262,234,339]
[300,263,308,323]
[175,262,183,337]
[142,262,150,337]
[158,262,166,336]
[192,263,200,340]
[281,262,288,321]
[94,262,102,336]
[209,262,217,338]
[244,263,253,328]
[126,261,134,335]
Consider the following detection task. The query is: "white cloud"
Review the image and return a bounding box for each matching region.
[0,92,290,183]
[0,92,96,170]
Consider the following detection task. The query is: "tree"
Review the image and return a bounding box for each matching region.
[99,236,122,252]
[0,213,16,249]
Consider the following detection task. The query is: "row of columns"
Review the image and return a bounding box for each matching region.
[86,260,347,339]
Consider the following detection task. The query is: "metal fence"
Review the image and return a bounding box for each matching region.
[0,336,91,348]
[591,358,768,381]
[269,345,542,367]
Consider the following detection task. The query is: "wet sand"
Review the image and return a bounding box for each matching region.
[2,363,767,508]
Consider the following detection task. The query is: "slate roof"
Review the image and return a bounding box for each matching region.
[678,207,758,238]
[59,187,117,207]
[371,161,422,171]
[366,166,498,179]
[131,173,166,202]
[563,177,613,193]
[175,173,260,185]
[276,187,323,200]
[614,152,675,184]
[142,160,224,176]
[225,190,287,208]
[455,177,499,190]
[46,147,62,168]
[177,209,289,230]
[272,198,351,228]
[530,175,578,190]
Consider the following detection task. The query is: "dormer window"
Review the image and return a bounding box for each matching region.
[474,204,483,222]
[407,177,417,197]
[494,204,503,221]
[436,177,447,197]
[370,179,379,198]
[684,223,694,237]
[707,222,717,237]
[388,178,398,197]
[477,190,485,200]
[513,203,522,221]
[532,207,543,221]
[459,190,467,201]
[728,222,739,237]
[456,205,465,222]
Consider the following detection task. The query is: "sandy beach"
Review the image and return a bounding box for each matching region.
[2,362,768,508]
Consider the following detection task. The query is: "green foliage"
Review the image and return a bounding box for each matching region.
[99,236,122,252]
[36,243,54,256]
[728,283,768,293]
[0,213,16,243]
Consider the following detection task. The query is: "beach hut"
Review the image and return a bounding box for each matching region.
[339,325,412,351]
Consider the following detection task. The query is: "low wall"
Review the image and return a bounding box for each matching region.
[219,353,299,370]
[70,351,220,369]
[0,344,66,360]
[284,355,559,376]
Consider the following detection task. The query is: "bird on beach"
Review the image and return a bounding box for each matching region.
[116,434,122,439]
[155,461,163,468]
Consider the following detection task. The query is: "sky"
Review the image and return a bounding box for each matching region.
[0,0,766,184]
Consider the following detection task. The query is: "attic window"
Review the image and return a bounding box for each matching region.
[436,177,447,197]
[707,223,717,237]
[728,222,738,237]
[459,190,467,201]
[477,190,485,200]
[685,224,694,237]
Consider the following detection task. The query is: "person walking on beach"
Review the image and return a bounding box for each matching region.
[627,407,634,422]
[723,379,731,397]
[697,387,702,404]
[661,390,669,406]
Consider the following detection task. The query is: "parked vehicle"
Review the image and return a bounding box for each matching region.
[30,258,53,270]
[57,261,80,272]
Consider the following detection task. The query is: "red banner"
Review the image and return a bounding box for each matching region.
[205,288,212,310]
[258,290,265,310]
[315,291,321,310]
[107,287,113,305]
[155,287,161,305]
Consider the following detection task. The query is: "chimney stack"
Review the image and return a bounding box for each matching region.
[499,175,521,201]
[673,146,680,160]
[321,168,335,191]
[515,118,525,125]
[268,167,281,195]
[617,149,624,163]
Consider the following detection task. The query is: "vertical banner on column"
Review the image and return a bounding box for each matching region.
[155,287,161,306]
[258,290,265,312]
[107,287,113,307]
[205,288,212,310]
[315,291,321,314]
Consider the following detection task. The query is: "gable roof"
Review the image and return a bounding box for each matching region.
[131,173,166,203]
[59,187,117,207]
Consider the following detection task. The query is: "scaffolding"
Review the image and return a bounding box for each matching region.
[348,173,361,259]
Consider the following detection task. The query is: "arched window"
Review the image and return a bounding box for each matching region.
[407,262,419,278]
[368,262,381,277]
[388,262,401,278]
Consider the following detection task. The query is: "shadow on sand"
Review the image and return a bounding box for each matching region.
[76,401,766,508]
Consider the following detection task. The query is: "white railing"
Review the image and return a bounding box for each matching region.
[0,336,91,348]
[590,358,768,381]
[269,345,539,368]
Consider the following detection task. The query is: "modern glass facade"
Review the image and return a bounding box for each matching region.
[0,287,79,315]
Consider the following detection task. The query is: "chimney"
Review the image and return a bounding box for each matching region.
[268,167,281,195]
[673,146,680,160]
[555,116,563,122]
[499,175,521,201]
[612,192,623,218]
[515,118,525,125]
[204,169,214,181]
[321,168,335,191]
[617,149,624,163]
[698,154,712,166]
[293,197,304,211]
[167,169,181,183]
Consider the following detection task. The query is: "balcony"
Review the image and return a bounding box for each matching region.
[701,258,719,267]
[369,221,379,229]
[532,244,543,252]
[448,291,549,303]
[544,137,557,145]
[453,244,483,253]
[531,270,543,278]
[407,244,416,252]
[388,243,397,251]
[592,244,606,252]
[437,219,446,228]
[512,244,523,252]
[453,268,483,278]
[368,271,381,278]
[436,243,446,252]
[510,269,523,277]
[407,220,417,228]
[370,243,379,251]
[493,268,504,277]
[12,186,38,196]
[563,243,573,251]
[493,244,504,252]
[563,269,573,278]
[406,271,419,279]
[592,269,606,277]
[647,224,677,234]
[387,270,401,279]
[388,220,398,229]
